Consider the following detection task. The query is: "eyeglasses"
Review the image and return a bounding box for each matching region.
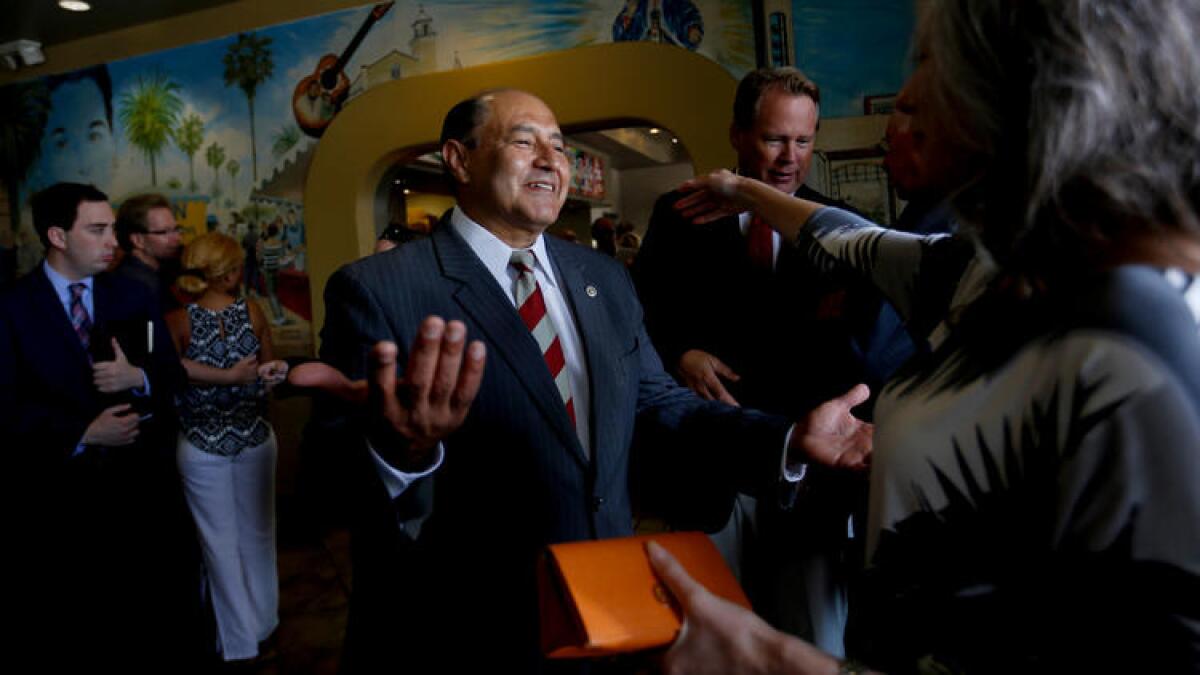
[144,227,183,236]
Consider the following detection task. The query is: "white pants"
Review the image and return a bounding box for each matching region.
[178,430,279,660]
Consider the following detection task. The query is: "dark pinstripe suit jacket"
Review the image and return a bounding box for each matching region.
[320,222,791,670]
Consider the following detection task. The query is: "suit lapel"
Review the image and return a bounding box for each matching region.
[432,226,587,466]
[546,238,620,471]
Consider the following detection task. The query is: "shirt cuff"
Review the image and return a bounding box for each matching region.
[131,369,150,397]
[780,424,808,483]
[368,439,445,499]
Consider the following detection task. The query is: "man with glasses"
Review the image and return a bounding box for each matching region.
[114,193,185,312]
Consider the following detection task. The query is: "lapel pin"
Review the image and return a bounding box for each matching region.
[585,285,598,298]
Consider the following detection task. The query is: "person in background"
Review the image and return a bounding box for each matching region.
[851,66,965,397]
[649,0,1200,671]
[256,221,289,325]
[241,221,260,297]
[633,67,883,654]
[615,230,641,268]
[0,225,16,290]
[374,220,430,254]
[591,215,617,255]
[283,207,306,272]
[113,192,185,313]
[0,182,202,669]
[167,232,288,665]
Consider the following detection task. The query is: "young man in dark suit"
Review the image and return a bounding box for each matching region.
[312,89,873,671]
[0,182,203,669]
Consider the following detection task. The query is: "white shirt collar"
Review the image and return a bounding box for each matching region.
[42,259,93,304]
[449,206,559,289]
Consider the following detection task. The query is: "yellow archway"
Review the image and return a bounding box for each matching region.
[305,41,738,339]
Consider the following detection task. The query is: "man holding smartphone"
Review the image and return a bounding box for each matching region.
[0,182,204,669]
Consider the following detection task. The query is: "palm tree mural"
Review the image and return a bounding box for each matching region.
[271,123,300,160]
[227,159,240,203]
[174,113,204,192]
[205,142,226,198]
[222,32,274,186]
[118,70,183,186]
[0,80,50,237]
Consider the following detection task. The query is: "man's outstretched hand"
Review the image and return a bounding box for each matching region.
[790,384,873,471]
[288,316,486,471]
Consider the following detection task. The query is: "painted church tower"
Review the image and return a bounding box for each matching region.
[410,5,438,74]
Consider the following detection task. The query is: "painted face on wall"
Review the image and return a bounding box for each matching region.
[730,89,818,195]
[38,79,117,192]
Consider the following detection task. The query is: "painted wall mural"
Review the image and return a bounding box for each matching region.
[0,0,914,355]
[0,0,760,356]
[791,0,915,118]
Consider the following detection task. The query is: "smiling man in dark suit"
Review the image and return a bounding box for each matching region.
[315,89,872,671]
[632,68,894,655]
[0,182,202,669]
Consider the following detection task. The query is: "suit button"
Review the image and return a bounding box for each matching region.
[591,496,606,512]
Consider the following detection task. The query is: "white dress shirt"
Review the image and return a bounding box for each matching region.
[738,211,782,270]
[43,260,95,324]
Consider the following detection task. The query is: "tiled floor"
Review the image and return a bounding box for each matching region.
[242,511,352,675]
[241,514,669,674]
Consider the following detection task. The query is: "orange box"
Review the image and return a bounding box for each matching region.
[539,531,750,658]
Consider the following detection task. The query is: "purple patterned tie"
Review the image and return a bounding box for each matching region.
[69,282,92,351]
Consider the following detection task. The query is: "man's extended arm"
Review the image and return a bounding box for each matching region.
[315,265,485,492]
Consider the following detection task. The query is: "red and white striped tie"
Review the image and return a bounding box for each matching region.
[510,250,576,426]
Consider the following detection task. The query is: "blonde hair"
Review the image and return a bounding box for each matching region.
[177,232,243,294]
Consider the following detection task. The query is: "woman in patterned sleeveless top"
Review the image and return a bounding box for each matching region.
[165,232,288,663]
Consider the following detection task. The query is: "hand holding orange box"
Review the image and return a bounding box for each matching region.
[539,531,750,659]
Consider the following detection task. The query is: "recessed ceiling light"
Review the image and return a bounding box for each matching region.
[403,189,411,195]
[671,137,679,144]
[648,128,660,135]
[58,1,92,11]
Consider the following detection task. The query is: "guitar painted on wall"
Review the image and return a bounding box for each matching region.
[292,2,394,138]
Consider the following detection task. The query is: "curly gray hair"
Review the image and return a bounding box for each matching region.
[921,0,1200,277]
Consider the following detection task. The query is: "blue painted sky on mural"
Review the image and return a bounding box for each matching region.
[20,0,760,204]
[791,0,915,118]
[14,0,917,211]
